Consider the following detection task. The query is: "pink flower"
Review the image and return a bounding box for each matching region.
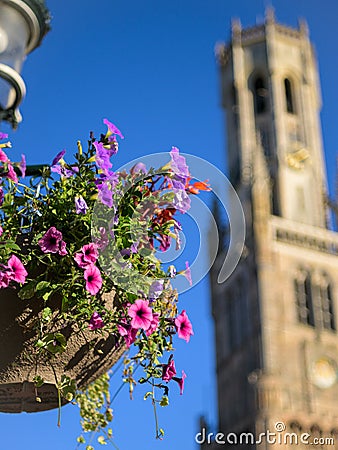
[7,164,18,183]
[88,311,104,330]
[84,265,102,295]
[103,118,124,139]
[117,320,138,348]
[38,227,68,255]
[174,310,194,343]
[146,313,159,336]
[183,261,192,286]
[0,149,8,163]
[174,370,187,395]
[7,255,27,284]
[74,243,99,269]
[0,226,3,236]
[0,271,11,288]
[128,299,153,330]
[162,356,176,382]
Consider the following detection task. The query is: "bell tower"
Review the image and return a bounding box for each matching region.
[208,9,338,449]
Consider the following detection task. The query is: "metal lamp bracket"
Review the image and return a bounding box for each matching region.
[0,62,26,128]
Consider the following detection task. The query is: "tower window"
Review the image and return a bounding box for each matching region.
[284,78,295,114]
[317,275,336,331]
[294,271,315,327]
[253,77,268,114]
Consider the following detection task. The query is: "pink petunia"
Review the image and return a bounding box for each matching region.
[183,261,192,286]
[128,299,153,330]
[7,255,27,284]
[174,310,194,343]
[117,320,138,348]
[74,243,99,269]
[7,164,18,183]
[38,227,68,255]
[88,311,104,330]
[84,265,102,295]
[174,370,187,395]
[162,356,176,382]
[0,149,8,163]
[0,226,3,237]
[0,271,11,288]
[146,313,160,336]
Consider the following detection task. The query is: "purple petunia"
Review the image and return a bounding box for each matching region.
[170,147,190,187]
[0,132,8,140]
[19,154,26,178]
[51,149,66,166]
[172,188,191,213]
[93,141,112,175]
[88,311,104,330]
[38,227,68,255]
[149,280,164,301]
[103,118,124,139]
[75,195,88,214]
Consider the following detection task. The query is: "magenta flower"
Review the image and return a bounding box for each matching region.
[38,227,68,255]
[7,164,18,183]
[103,118,124,139]
[172,188,191,213]
[128,299,153,330]
[88,311,104,330]
[173,370,187,395]
[51,149,66,166]
[0,149,8,163]
[117,320,138,348]
[0,270,11,288]
[146,313,160,336]
[162,356,176,382]
[0,226,3,236]
[0,132,8,140]
[75,195,88,214]
[74,243,99,269]
[7,255,27,284]
[19,154,26,178]
[183,261,192,286]
[174,310,194,343]
[0,189,3,206]
[84,265,102,295]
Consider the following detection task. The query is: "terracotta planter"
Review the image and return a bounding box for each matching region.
[0,288,125,413]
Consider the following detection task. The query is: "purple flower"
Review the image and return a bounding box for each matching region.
[130,162,147,175]
[38,227,68,255]
[84,265,102,295]
[162,356,176,382]
[149,280,164,301]
[88,311,104,330]
[103,118,124,139]
[0,132,8,140]
[95,227,109,251]
[51,164,78,178]
[7,255,27,284]
[128,299,153,330]
[172,189,191,213]
[130,242,138,254]
[51,149,66,166]
[93,141,112,174]
[170,147,190,186]
[75,195,88,214]
[74,243,99,269]
[18,154,26,178]
[0,188,4,206]
[98,182,114,208]
[174,310,194,343]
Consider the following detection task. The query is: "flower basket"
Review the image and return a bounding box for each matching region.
[0,122,209,444]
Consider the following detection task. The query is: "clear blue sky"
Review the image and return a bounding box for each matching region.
[1,1,337,449]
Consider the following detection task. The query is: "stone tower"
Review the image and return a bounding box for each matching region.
[207,9,338,449]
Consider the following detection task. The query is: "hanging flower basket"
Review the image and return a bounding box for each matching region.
[0,122,210,445]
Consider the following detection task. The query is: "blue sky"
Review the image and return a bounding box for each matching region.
[1,1,337,449]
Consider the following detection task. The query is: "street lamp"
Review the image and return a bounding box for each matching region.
[0,0,50,128]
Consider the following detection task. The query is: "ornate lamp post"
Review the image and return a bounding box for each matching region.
[0,0,50,128]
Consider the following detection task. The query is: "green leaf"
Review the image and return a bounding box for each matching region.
[36,281,50,292]
[33,375,44,388]
[18,280,37,299]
